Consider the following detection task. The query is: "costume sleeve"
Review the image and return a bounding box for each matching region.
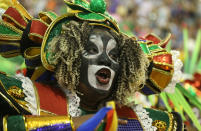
[0,4,57,79]
[0,72,74,131]
[2,115,74,131]
[138,34,176,95]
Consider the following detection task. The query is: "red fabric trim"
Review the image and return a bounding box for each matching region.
[35,82,68,115]
[3,7,27,28]
[153,54,173,65]
[116,106,137,119]
[29,20,48,37]
[145,34,161,44]
[105,109,114,131]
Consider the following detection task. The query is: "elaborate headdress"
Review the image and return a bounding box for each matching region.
[0,0,175,98]
[0,0,120,71]
[42,0,120,71]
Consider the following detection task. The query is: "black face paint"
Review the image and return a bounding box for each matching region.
[78,28,120,102]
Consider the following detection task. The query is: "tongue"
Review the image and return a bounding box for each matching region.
[96,75,110,84]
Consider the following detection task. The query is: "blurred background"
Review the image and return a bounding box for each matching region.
[0,0,201,129]
[17,0,201,49]
[0,0,200,75]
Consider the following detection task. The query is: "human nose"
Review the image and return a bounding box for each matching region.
[97,53,111,67]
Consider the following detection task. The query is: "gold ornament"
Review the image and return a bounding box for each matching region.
[152,120,167,131]
[7,86,25,99]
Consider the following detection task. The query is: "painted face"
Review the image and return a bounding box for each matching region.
[78,28,120,102]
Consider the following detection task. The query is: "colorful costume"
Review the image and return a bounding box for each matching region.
[0,0,184,130]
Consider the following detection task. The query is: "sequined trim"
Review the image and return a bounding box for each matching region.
[25,116,70,130]
[167,112,174,131]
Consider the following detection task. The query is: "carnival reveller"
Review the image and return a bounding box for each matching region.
[47,22,148,112]
[0,0,183,130]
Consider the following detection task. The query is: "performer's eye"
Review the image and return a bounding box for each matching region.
[87,47,98,55]
[109,52,119,62]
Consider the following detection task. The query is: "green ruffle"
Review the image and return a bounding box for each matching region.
[77,12,106,21]
[139,42,151,54]
[90,0,106,13]
[74,0,89,8]
[47,11,58,20]
[149,45,162,51]
[0,23,21,37]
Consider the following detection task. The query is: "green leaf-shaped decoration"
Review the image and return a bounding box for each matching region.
[90,0,106,14]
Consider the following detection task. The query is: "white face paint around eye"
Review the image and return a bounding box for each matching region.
[106,39,117,63]
[82,34,103,59]
[88,65,115,91]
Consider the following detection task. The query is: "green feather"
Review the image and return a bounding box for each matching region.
[189,29,201,73]
[175,84,201,130]
[90,0,106,14]
[198,58,201,70]
[176,84,201,112]
[160,92,172,112]
[166,92,186,120]
[183,28,190,73]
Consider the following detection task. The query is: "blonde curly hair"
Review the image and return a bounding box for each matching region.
[47,20,149,105]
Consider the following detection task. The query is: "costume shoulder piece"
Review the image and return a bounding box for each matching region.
[0,71,36,115]
[138,34,182,96]
[145,108,184,131]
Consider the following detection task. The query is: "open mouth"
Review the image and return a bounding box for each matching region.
[95,68,111,85]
